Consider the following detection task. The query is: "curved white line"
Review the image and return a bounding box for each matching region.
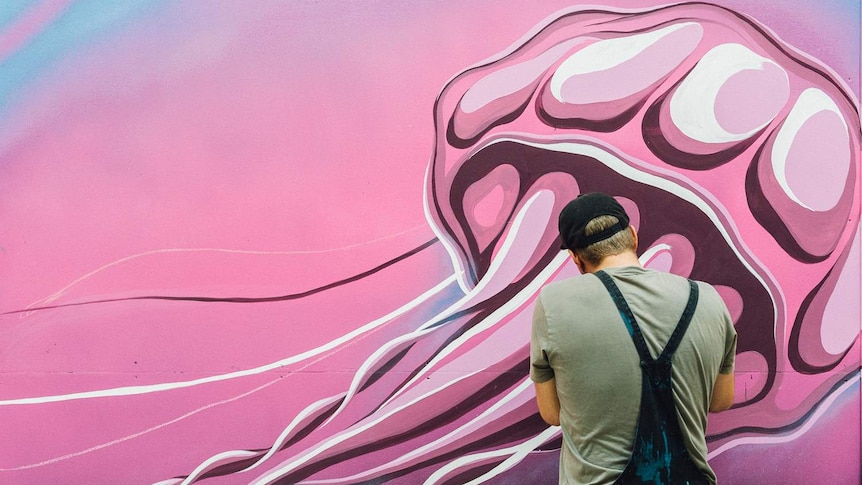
[670,43,786,143]
[1,275,457,406]
[241,393,346,474]
[323,283,480,425]
[771,88,849,211]
[303,379,537,484]
[512,137,783,339]
[250,369,487,485]
[179,450,260,485]
[327,193,560,421]
[467,190,553,299]
[0,378,281,471]
[551,22,695,82]
[21,224,431,313]
[423,162,472,294]
[707,374,860,458]
[639,243,673,266]
[381,250,568,409]
[424,426,561,485]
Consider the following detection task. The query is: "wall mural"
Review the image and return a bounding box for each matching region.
[1,1,859,484]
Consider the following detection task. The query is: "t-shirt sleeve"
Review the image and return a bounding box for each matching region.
[530,293,555,383]
[719,305,738,375]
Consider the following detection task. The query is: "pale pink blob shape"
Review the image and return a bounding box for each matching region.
[782,110,851,212]
[454,38,588,140]
[645,250,674,273]
[714,284,744,324]
[459,40,584,112]
[550,22,702,104]
[616,197,640,231]
[463,164,520,251]
[715,62,789,136]
[643,233,695,277]
[475,188,558,297]
[820,229,861,354]
[473,184,506,227]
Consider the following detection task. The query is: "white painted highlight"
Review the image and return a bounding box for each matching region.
[302,379,539,484]
[0,378,280,471]
[381,250,568,409]
[771,88,850,211]
[424,163,472,293]
[235,393,345,474]
[0,275,457,406]
[249,369,488,485]
[424,425,561,485]
[462,39,583,113]
[509,136,782,340]
[639,243,673,267]
[550,23,696,97]
[670,43,787,143]
[467,190,555,300]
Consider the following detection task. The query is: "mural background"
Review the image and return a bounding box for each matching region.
[0,0,859,484]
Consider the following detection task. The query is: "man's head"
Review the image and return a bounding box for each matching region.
[558,192,637,270]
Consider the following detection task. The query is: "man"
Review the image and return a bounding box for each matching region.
[530,192,736,484]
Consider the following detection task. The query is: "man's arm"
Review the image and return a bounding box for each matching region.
[709,284,737,413]
[534,378,561,426]
[531,296,560,426]
[709,372,734,413]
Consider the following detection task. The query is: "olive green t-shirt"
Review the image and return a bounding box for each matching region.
[530,266,737,484]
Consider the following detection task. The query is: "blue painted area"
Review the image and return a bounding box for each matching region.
[830,0,859,16]
[0,0,164,116]
[0,1,38,29]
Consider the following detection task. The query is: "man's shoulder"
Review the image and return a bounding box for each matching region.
[637,268,719,293]
[539,274,606,308]
[684,277,724,303]
[691,280,734,318]
[609,268,727,307]
[660,274,735,327]
[542,274,598,294]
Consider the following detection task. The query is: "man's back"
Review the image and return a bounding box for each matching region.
[531,266,736,484]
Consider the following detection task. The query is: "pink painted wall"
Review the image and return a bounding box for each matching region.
[0,1,858,483]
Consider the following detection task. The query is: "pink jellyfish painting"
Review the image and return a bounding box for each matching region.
[0,2,859,484]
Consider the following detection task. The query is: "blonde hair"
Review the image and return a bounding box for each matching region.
[573,215,635,266]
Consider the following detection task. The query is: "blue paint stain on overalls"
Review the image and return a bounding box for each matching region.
[595,271,709,485]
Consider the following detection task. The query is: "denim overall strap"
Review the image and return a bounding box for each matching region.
[594,270,707,485]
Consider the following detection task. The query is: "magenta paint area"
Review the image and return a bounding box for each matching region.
[0,1,859,484]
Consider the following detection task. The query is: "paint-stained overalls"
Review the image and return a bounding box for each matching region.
[595,271,709,485]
